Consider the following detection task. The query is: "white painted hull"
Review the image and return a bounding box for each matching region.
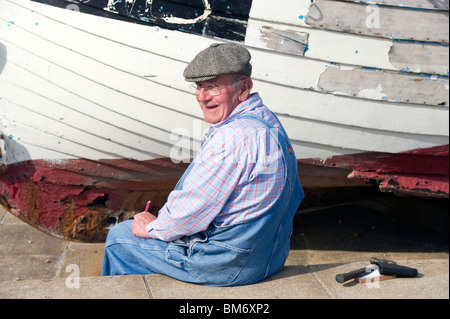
[1,0,448,165]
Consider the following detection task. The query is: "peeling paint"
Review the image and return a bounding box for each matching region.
[0,158,187,242]
[318,66,449,105]
[303,145,449,199]
[260,26,309,56]
[3,147,448,242]
[357,83,387,100]
[389,41,449,75]
[306,0,449,43]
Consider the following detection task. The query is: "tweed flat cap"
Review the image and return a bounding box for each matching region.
[184,43,252,82]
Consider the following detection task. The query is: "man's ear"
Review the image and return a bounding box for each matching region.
[239,78,253,101]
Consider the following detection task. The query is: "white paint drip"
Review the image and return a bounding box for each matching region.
[105,0,212,25]
[161,0,212,25]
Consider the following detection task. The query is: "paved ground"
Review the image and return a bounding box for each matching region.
[0,194,448,301]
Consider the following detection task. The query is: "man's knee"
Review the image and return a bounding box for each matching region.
[105,219,133,244]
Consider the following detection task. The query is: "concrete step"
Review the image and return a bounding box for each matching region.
[0,258,448,299]
[1,201,448,300]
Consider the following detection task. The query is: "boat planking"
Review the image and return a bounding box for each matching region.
[0,0,448,242]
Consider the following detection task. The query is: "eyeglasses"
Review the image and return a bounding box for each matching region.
[189,77,246,97]
[190,83,224,96]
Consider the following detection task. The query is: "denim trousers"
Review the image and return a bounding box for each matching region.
[101,113,304,286]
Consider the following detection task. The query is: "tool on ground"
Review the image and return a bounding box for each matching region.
[335,257,418,284]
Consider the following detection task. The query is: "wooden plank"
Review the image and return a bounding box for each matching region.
[1,99,120,161]
[0,13,205,121]
[249,0,449,28]
[248,0,312,26]
[389,41,449,75]
[0,55,203,162]
[246,19,449,76]
[277,114,448,155]
[258,25,309,56]
[0,38,203,134]
[255,79,449,136]
[317,66,449,106]
[0,85,164,161]
[251,48,449,107]
[306,0,449,43]
[340,0,449,10]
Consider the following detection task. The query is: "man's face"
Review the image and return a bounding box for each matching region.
[195,74,248,124]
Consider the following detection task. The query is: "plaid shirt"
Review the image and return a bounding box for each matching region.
[146,93,286,241]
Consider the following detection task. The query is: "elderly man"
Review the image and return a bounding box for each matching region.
[101,43,304,286]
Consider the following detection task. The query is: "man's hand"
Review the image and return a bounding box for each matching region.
[132,211,157,238]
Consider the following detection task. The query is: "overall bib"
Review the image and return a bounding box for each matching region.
[101,113,304,286]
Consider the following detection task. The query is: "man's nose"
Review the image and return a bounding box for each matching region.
[196,88,211,102]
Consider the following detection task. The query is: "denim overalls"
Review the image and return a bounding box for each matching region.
[101,113,304,286]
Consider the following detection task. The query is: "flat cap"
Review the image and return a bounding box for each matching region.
[184,43,252,82]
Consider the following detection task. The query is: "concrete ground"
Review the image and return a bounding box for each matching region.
[0,194,448,300]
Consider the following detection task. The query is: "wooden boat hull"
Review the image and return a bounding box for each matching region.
[0,0,448,241]
[1,146,448,242]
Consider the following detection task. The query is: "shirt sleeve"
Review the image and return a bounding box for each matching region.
[145,130,245,242]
